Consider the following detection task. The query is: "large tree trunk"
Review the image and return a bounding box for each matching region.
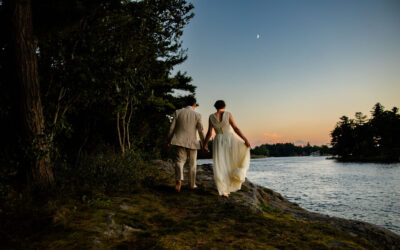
[9,0,54,188]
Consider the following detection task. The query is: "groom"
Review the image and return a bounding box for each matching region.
[168,97,205,192]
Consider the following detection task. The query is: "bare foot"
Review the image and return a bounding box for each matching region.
[175,180,182,192]
[190,184,198,189]
[222,193,229,197]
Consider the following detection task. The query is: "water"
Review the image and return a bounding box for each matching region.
[198,156,400,234]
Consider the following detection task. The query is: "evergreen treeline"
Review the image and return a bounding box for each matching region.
[331,103,400,162]
[251,143,331,157]
[0,0,194,194]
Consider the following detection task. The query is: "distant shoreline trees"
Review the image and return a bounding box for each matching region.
[199,141,332,159]
[330,103,400,162]
[250,142,331,158]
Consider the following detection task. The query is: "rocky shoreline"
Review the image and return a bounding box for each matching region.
[5,160,399,249]
[153,160,400,249]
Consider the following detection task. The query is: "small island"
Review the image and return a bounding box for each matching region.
[330,103,400,163]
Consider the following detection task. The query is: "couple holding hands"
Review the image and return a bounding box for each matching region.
[168,97,250,197]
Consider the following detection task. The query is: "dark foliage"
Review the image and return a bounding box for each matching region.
[330,103,400,162]
[0,0,195,206]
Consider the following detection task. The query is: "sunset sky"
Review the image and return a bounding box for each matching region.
[174,0,400,146]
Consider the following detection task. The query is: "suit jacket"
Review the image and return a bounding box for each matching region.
[168,106,205,150]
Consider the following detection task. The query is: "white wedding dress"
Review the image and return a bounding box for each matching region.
[209,111,250,195]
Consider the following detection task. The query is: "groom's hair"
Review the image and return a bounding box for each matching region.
[186,96,197,106]
[214,100,226,110]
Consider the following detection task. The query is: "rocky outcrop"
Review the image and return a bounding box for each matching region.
[152,160,400,249]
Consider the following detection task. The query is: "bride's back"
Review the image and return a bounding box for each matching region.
[209,111,231,134]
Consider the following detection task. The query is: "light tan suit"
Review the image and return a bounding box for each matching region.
[168,106,205,187]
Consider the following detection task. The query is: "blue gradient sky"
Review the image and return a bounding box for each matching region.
[175,0,400,146]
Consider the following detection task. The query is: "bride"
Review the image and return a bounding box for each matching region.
[203,100,251,197]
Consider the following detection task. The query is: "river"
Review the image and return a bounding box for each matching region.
[198,156,400,234]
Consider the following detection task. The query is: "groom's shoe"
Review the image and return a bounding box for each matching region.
[175,180,182,192]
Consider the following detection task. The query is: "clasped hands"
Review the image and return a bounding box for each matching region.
[202,142,210,152]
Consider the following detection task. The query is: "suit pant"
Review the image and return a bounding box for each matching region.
[175,146,197,188]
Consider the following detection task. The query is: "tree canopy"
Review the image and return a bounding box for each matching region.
[330,103,400,162]
[0,0,195,190]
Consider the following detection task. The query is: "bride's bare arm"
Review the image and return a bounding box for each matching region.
[203,118,214,151]
[229,113,251,148]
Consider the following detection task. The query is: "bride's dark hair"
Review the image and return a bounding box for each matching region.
[214,100,226,110]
